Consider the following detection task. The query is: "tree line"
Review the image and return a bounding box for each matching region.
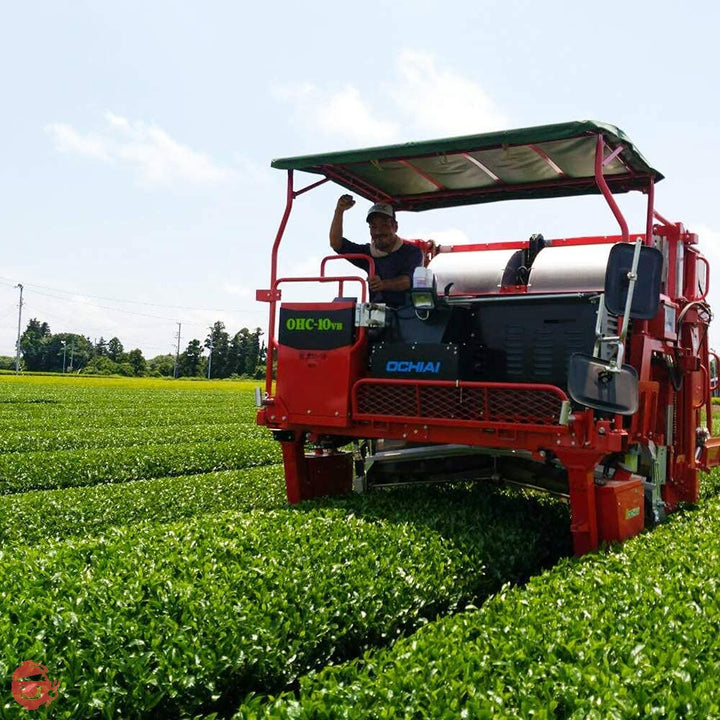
[8,318,266,379]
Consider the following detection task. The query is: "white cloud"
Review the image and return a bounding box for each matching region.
[273,50,508,147]
[105,112,130,130]
[391,50,508,136]
[46,113,236,189]
[272,83,398,145]
[45,123,113,162]
[317,86,399,144]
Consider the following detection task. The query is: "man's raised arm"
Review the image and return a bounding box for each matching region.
[329,194,355,251]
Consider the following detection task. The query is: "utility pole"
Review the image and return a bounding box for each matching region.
[207,339,214,379]
[173,322,181,378]
[69,342,74,373]
[61,340,67,374]
[14,284,23,374]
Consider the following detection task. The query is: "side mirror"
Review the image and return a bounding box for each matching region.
[568,353,639,415]
[604,243,663,319]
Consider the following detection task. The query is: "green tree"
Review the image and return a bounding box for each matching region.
[83,356,120,375]
[20,319,52,371]
[107,337,125,362]
[116,362,135,377]
[127,348,147,376]
[67,335,96,372]
[178,339,203,377]
[148,354,175,377]
[45,333,94,372]
[94,337,108,357]
[229,329,249,376]
[227,327,264,377]
[246,327,264,376]
[205,322,230,378]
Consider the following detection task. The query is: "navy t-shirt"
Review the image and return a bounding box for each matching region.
[338,237,423,306]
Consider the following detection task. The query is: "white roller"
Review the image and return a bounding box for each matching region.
[428,248,521,295]
[528,244,615,293]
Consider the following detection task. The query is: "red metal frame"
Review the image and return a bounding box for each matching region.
[257,131,716,556]
[352,379,570,432]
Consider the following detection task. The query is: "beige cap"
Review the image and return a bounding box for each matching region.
[366,202,395,221]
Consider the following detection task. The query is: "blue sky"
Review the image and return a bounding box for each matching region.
[2,0,719,358]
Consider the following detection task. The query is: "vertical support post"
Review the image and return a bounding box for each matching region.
[645,178,655,246]
[568,464,599,555]
[594,135,629,244]
[265,170,296,396]
[14,283,23,374]
[174,322,182,378]
[280,435,309,504]
[558,451,602,555]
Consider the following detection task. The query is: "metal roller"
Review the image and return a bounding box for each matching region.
[428,248,522,295]
[528,243,615,293]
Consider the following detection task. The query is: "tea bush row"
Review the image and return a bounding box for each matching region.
[0,437,280,494]
[0,464,286,547]
[0,508,475,718]
[0,402,253,431]
[0,485,571,719]
[0,377,259,433]
[249,495,720,719]
[0,421,266,454]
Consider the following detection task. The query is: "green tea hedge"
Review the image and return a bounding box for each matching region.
[0,437,280,494]
[0,509,473,718]
[0,485,570,718]
[0,421,267,454]
[0,465,286,547]
[251,496,720,719]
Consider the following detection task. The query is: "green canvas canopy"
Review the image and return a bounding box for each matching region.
[271,120,663,212]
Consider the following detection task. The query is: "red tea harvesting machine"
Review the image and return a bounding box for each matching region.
[256,120,719,555]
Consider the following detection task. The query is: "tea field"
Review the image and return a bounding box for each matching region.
[1,374,719,718]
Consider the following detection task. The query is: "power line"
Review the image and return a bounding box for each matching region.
[28,288,181,322]
[1,280,267,359]
[19,296,249,339]
[0,274,263,314]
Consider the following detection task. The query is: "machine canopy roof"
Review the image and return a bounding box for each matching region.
[271,120,663,212]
